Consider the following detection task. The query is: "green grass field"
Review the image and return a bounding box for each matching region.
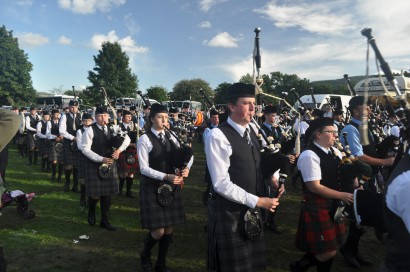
[0,142,384,271]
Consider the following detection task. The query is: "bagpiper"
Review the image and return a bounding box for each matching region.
[25,106,42,166]
[36,110,51,172]
[46,109,64,182]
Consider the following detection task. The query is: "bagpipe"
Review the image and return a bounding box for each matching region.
[98,87,129,179]
[163,125,193,171]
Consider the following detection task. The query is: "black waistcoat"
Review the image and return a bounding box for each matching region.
[302,144,340,193]
[143,131,173,177]
[50,120,60,136]
[66,113,81,137]
[383,153,410,270]
[349,121,378,158]
[90,124,112,158]
[29,115,38,131]
[214,122,261,208]
[40,120,47,135]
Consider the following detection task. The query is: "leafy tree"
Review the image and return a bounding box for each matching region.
[87,42,138,106]
[171,78,214,106]
[213,82,231,105]
[146,85,168,103]
[0,25,36,106]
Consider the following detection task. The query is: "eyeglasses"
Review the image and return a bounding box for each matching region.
[322,130,338,135]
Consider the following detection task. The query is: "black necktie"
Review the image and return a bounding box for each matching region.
[159,132,166,145]
[244,128,253,146]
[102,126,107,135]
[72,113,77,130]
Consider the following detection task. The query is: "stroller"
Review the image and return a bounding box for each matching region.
[0,176,35,219]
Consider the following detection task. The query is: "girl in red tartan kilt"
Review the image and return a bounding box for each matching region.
[117,110,139,198]
[291,117,354,272]
[137,103,192,272]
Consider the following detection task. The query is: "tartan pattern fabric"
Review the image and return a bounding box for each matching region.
[139,176,185,230]
[62,138,78,166]
[26,133,37,149]
[207,201,266,272]
[117,147,139,175]
[77,152,87,180]
[295,194,346,253]
[47,140,63,162]
[37,138,49,157]
[85,160,119,197]
[16,133,27,145]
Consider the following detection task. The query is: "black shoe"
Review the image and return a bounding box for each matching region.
[141,254,153,272]
[63,184,69,192]
[50,175,56,182]
[340,246,361,268]
[57,177,62,183]
[71,186,80,193]
[100,221,116,231]
[80,199,86,207]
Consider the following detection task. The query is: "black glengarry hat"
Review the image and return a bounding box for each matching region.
[69,100,79,106]
[227,83,255,101]
[150,103,167,117]
[263,105,278,114]
[95,106,108,115]
[304,117,335,141]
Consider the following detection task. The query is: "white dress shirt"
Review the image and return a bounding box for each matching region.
[81,124,130,163]
[25,114,42,132]
[137,128,194,182]
[205,117,259,209]
[297,142,342,183]
[59,112,79,140]
[36,121,48,139]
[46,120,59,140]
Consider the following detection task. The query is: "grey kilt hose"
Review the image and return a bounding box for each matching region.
[48,140,63,162]
[207,199,266,272]
[139,175,185,230]
[63,138,78,166]
[85,159,119,197]
[38,138,48,157]
[26,132,37,149]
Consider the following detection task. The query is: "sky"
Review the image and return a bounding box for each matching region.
[1,0,410,94]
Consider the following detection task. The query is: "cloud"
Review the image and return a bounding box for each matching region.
[15,0,33,6]
[17,32,49,48]
[255,1,356,35]
[199,21,211,28]
[198,0,228,12]
[57,35,72,45]
[123,13,141,35]
[57,0,126,14]
[203,32,239,48]
[90,30,148,54]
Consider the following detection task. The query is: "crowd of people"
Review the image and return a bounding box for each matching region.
[0,82,409,271]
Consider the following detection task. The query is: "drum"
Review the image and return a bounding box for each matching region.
[193,111,204,127]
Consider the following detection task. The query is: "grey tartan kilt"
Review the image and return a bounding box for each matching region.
[85,160,118,197]
[77,153,87,180]
[139,176,186,230]
[207,200,266,272]
[16,133,27,145]
[48,140,63,162]
[26,133,37,149]
[38,138,49,156]
[63,139,79,166]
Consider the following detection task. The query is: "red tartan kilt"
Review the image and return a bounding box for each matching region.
[295,194,346,254]
[117,147,139,174]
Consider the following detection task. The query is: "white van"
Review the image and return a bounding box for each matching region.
[115,97,159,109]
[293,94,352,112]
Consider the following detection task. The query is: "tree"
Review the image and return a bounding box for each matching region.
[0,25,36,106]
[146,85,168,103]
[87,42,139,106]
[213,82,231,105]
[171,78,214,106]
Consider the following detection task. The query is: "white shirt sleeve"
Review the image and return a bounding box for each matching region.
[137,133,167,181]
[391,126,400,138]
[36,122,47,139]
[205,128,259,209]
[81,127,103,163]
[297,150,322,182]
[386,170,410,234]
[25,115,36,132]
[76,129,84,151]
[59,114,74,141]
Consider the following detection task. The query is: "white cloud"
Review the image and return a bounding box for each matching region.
[123,13,141,35]
[57,0,126,14]
[58,35,72,45]
[90,30,148,54]
[255,1,356,36]
[198,0,228,12]
[199,21,211,28]
[17,32,49,48]
[203,32,239,48]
